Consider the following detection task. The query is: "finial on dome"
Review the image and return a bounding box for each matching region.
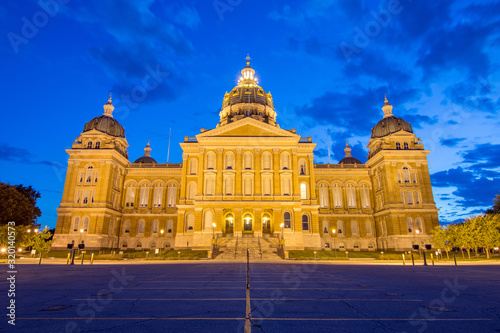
[144,141,152,157]
[240,55,256,86]
[344,141,352,158]
[382,94,393,118]
[103,94,114,118]
[245,54,251,66]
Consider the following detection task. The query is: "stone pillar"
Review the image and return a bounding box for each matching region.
[235,148,242,195]
[194,207,203,232]
[308,154,316,200]
[311,210,320,234]
[294,208,302,232]
[254,208,262,236]
[234,208,243,236]
[180,153,189,201]
[197,148,205,195]
[177,211,185,235]
[291,148,299,196]
[214,208,223,234]
[273,207,281,236]
[254,148,261,195]
[216,148,224,195]
[273,148,280,196]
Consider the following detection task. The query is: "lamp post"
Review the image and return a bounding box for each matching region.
[212,223,216,240]
[416,229,421,256]
[280,223,284,242]
[79,229,84,255]
[332,229,337,258]
[160,229,164,255]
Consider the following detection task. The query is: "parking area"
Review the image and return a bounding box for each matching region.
[5,262,500,332]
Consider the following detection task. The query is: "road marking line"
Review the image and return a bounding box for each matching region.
[16,318,492,321]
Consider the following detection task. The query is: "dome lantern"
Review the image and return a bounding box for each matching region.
[103,93,114,118]
[133,141,157,164]
[238,54,258,86]
[382,95,393,118]
[339,141,362,165]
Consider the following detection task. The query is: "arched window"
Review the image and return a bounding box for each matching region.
[365,220,372,235]
[73,217,80,232]
[95,141,100,149]
[151,220,159,234]
[207,152,216,169]
[404,142,409,150]
[204,210,213,230]
[123,220,130,233]
[86,166,93,183]
[300,183,307,199]
[416,218,423,233]
[333,184,342,208]
[319,183,329,208]
[351,220,359,235]
[354,242,360,249]
[167,183,177,207]
[87,141,93,149]
[153,183,163,207]
[150,242,156,248]
[166,220,173,233]
[186,214,194,232]
[368,243,374,249]
[360,184,370,208]
[299,159,307,175]
[83,217,89,232]
[262,152,272,170]
[122,242,128,248]
[337,220,344,235]
[302,215,309,231]
[243,152,253,169]
[244,178,252,196]
[407,218,413,233]
[338,242,345,249]
[281,152,290,170]
[263,178,272,195]
[225,178,233,195]
[137,220,145,234]
[282,178,291,196]
[205,178,215,195]
[187,182,197,200]
[165,242,171,248]
[139,184,149,207]
[283,211,291,229]
[126,184,135,207]
[347,184,356,208]
[396,142,401,150]
[225,152,234,169]
[189,158,198,175]
[136,242,142,248]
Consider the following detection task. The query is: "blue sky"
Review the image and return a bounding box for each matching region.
[0,0,499,228]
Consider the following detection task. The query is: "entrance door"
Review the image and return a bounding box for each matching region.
[225,219,234,233]
[243,217,253,231]
[263,219,271,233]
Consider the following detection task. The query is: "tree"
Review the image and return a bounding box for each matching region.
[0,182,41,226]
[0,224,32,250]
[476,214,500,259]
[485,194,500,215]
[24,227,53,263]
[430,225,451,259]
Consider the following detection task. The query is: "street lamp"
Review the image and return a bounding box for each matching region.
[332,229,337,258]
[34,229,38,233]
[160,230,164,255]
[280,223,284,241]
[27,229,31,233]
[212,223,216,239]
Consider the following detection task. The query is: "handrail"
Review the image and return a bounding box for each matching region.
[234,235,238,259]
[257,235,263,260]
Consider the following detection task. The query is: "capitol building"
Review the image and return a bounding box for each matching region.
[52,58,439,253]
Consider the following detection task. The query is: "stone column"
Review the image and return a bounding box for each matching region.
[194,207,203,232]
[291,148,299,196]
[180,153,189,201]
[216,148,224,195]
[235,148,242,195]
[254,208,262,236]
[254,148,261,195]
[197,148,205,195]
[308,154,316,200]
[273,148,280,196]
[234,208,243,236]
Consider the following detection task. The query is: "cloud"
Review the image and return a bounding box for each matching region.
[0,143,62,168]
[462,143,500,169]
[439,137,466,147]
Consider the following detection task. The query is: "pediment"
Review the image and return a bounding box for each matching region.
[197,118,298,139]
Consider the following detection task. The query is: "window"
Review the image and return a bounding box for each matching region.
[152,220,159,234]
[91,191,95,203]
[339,242,345,249]
[225,152,234,169]
[73,217,80,232]
[401,191,405,203]
[300,183,307,199]
[83,217,89,232]
[333,184,342,208]
[396,142,401,150]
[325,243,330,248]
[262,152,272,170]
[319,183,329,208]
[377,172,383,190]
[123,220,130,233]
[137,242,142,248]
[302,215,309,231]
[354,243,360,249]
[79,172,84,183]
[186,214,194,231]
[284,212,291,228]
[126,185,135,207]
[368,243,374,249]
[244,178,252,196]
[337,220,344,234]
[361,184,370,208]
[75,191,81,204]
[94,172,98,183]
[207,152,216,169]
[86,166,93,182]
[351,220,359,234]
[415,191,420,204]
[139,184,149,207]
[263,178,272,195]
[243,152,252,169]
[416,218,423,233]
[137,220,145,234]
[281,152,290,170]
[347,184,356,208]
[167,220,173,233]
[404,142,409,149]
[167,183,177,206]
[95,141,100,149]
[282,178,291,196]
[153,184,163,207]
[150,242,156,248]
[412,173,417,184]
[204,211,213,230]
[165,243,171,248]
[189,158,198,175]
[406,191,414,205]
[403,167,410,183]
[187,182,197,200]
[365,220,372,235]
[87,141,92,149]
[122,242,128,248]
[83,191,89,204]
[407,218,413,233]
[225,177,233,195]
[299,159,307,175]
[205,178,215,195]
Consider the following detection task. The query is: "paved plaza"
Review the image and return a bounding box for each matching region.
[4,262,500,332]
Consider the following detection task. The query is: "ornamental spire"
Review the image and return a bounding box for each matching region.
[382,94,393,118]
[344,141,352,158]
[103,93,114,118]
[238,54,258,86]
[144,141,151,157]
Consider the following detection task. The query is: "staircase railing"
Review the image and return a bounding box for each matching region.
[258,235,263,260]
[234,235,238,259]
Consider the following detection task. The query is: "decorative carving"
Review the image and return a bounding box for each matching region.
[217,148,224,154]
[198,148,205,154]
[291,148,298,154]
[254,148,261,154]
[236,148,242,154]
[273,148,279,154]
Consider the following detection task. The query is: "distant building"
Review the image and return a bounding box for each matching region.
[53,58,439,252]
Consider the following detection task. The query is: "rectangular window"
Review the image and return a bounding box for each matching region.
[94,172,98,183]
[406,191,414,205]
[415,191,420,204]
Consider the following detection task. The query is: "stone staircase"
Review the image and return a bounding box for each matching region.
[213,234,282,261]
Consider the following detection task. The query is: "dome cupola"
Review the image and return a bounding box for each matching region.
[371,96,413,138]
[133,141,157,164]
[83,95,126,138]
[339,141,362,165]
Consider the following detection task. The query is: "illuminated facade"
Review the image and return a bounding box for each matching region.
[53,58,439,253]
